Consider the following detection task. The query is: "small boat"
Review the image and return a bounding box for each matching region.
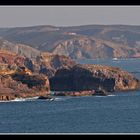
[37,96,55,101]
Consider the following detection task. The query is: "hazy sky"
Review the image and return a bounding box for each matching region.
[0,6,140,27]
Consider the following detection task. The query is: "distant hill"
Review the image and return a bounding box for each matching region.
[1,24,140,59]
[0,37,41,59]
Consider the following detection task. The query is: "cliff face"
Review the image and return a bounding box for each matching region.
[38,52,76,78]
[0,74,50,101]
[0,49,76,77]
[12,74,50,92]
[52,37,140,59]
[50,64,140,92]
[0,49,76,100]
[0,51,50,101]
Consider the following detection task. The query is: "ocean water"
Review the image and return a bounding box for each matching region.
[0,58,140,133]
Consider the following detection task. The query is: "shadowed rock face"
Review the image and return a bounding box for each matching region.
[0,73,50,101]
[50,74,115,92]
[12,74,50,91]
[50,65,115,92]
[50,64,140,92]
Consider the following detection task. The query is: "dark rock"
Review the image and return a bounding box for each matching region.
[54,90,94,96]
[50,64,140,92]
[38,96,54,100]
[50,65,115,92]
[12,74,50,92]
[94,89,109,96]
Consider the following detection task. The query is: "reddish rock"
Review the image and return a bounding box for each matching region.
[12,74,50,92]
[53,90,94,96]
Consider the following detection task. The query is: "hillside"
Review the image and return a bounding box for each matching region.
[0,25,140,58]
[0,37,41,59]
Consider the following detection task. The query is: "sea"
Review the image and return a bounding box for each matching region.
[0,58,140,134]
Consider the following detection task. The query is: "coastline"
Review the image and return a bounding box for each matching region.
[0,96,39,103]
[1,88,140,103]
[76,57,140,61]
[1,87,140,102]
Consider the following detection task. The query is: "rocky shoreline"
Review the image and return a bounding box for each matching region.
[52,89,109,96]
[0,90,108,102]
[0,50,140,101]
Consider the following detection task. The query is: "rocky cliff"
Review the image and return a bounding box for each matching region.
[38,52,76,77]
[0,47,76,77]
[50,64,140,92]
[0,51,50,101]
[0,49,76,100]
[0,73,50,101]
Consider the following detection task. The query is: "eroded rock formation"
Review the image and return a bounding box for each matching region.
[50,64,140,92]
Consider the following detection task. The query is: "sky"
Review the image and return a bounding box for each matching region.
[0,6,140,27]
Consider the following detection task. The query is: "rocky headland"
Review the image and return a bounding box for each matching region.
[50,64,140,96]
[0,40,140,100]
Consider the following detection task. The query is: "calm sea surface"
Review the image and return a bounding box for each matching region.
[0,58,140,133]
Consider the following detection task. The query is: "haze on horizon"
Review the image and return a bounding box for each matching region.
[0,6,140,28]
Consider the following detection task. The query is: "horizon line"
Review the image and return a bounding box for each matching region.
[1,23,140,28]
